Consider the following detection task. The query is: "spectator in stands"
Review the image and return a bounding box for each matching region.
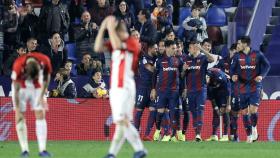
[176,39,185,56]
[158,39,165,56]
[114,0,135,29]
[50,68,77,98]
[26,37,38,53]
[18,3,39,43]
[131,29,140,41]
[38,0,70,44]
[89,0,114,26]
[68,0,85,41]
[40,32,68,75]
[64,60,76,76]
[2,1,19,53]
[137,9,157,52]
[151,0,173,32]
[76,53,94,76]
[182,5,208,43]
[3,43,26,76]
[80,69,109,98]
[164,28,176,41]
[74,11,98,59]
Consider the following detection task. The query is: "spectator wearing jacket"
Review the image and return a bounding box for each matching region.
[74,11,98,59]
[80,69,108,98]
[151,0,173,32]
[76,53,103,76]
[114,0,135,29]
[50,68,77,98]
[38,0,70,44]
[89,0,114,26]
[26,37,38,53]
[40,32,68,75]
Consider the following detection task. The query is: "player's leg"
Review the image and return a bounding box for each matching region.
[13,88,29,157]
[194,90,206,142]
[249,89,262,142]
[219,96,230,142]
[143,106,157,141]
[134,88,148,131]
[182,97,190,137]
[154,91,167,141]
[168,92,181,142]
[230,110,239,141]
[162,109,170,137]
[240,94,252,143]
[206,99,219,141]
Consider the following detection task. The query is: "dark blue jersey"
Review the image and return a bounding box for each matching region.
[207,68,231,96]
[153,54,183,91]
[230,50,270,94]
[182,53,209,93]
[216,55,231,75]
[137,54,157,88]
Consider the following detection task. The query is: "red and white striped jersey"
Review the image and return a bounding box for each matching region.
[106,37,140,89]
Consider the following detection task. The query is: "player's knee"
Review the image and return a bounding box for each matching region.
[35,110,45,120]
[249,105,258,114]
[15,110,25,123]
[149,107,156,111]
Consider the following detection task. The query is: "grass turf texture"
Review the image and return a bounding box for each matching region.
[0,141,280,158]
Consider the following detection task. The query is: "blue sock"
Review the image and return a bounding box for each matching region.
[243,114,252,136]
[156,112,164,130]
[195,110,203,135]
[134,110,143,131]
[162,112,170,135]
[145,110,157,136]
[182,111,190,135]
[212,109,219,135]
[230,114,238,137]
[223,113,230,135]
[170,109,180,137]
[251,113,258,127]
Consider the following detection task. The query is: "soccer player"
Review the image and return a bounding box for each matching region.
[205,68,231,142]
[134,43,158,141]
[94,16,146,158]
[181,40,215,142]
[151,40,184,142]
[230,36,270,143]
[12,52,52,157]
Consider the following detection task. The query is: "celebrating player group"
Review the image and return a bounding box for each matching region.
[12,15,271,158]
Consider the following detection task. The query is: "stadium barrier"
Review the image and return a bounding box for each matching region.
[0,97,280,141]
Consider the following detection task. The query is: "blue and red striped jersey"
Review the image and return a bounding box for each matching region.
[230,50,270,94]
[137,54,157,88]
[182,53,209,92]
[153,54,183,91]
[207,68,231,96]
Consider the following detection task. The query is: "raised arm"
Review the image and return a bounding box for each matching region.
[94,18,109,53]
[106,16,123,50]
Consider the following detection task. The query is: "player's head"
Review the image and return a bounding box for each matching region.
[25,58,40,80]
[237,36,251,51]
[229,43,237,57]
[176,39,184,55]
[188,40,200,56]
[165,40,177,56]
[158,40,166,54]
[26,37,38,52]
[131,29,140,41]
[201,38,212,52]
[92,69,103,83]
[147,43,158,56]
[115,20,129,41]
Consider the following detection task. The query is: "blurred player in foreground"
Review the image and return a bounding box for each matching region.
[11,52,52,157]
[94,16,146,158]
[231,36,270,143]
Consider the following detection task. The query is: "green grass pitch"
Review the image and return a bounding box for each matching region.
[0,141,280,158]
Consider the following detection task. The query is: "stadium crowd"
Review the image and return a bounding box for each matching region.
[1,0,269,143]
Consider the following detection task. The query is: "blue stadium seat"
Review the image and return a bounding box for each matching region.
[206,6,227,26]
[179,7,192,25]
[239,0,256,8]
[212,0,233,8]
[66,43,77,61]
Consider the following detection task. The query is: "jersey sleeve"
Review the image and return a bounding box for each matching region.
[11,57,24,81]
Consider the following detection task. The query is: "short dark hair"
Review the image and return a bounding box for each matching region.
[27,37,37,42]
[239,36,251,45]
[65,60,73,64]
[15,43,26,50]
[165,40,176,47]
[140,9,150,19]
[230,43,237,50]
[191,5,201,11]
[50,32,60,39]
[202,38,212,45]
[92,68,103,76]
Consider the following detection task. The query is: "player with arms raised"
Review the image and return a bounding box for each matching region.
[94,16,146,158]
[12,52,52,157]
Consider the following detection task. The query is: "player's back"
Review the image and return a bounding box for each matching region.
[137,54,156,88]
[110,37,140,89]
